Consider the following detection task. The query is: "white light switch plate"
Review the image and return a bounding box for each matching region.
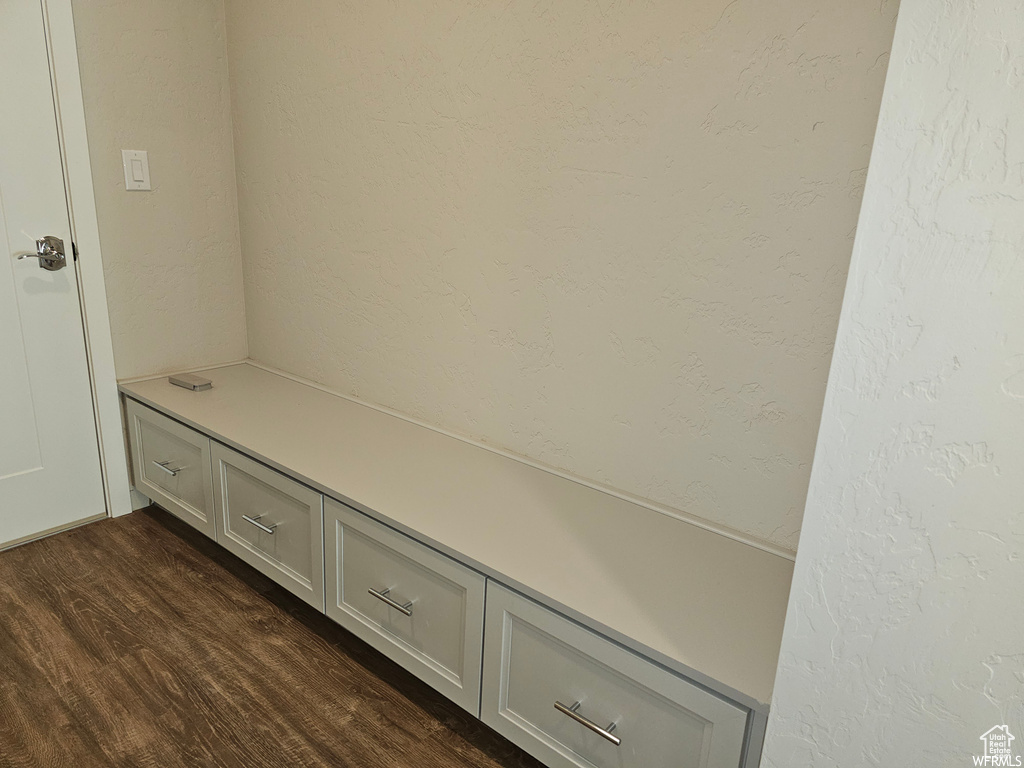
[121,149,151,191]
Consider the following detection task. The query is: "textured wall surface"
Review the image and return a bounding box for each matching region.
[763,0,1024,763]
[73,0,246,379]
[225,0,897,553]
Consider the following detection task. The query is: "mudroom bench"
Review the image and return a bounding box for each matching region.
[119,362,793,768]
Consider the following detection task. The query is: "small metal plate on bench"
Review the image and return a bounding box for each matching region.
[169,374,213,391]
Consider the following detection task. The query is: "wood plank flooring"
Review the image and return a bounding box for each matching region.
[0,506,544,768]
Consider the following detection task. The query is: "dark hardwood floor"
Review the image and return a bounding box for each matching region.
[0,506,544,768]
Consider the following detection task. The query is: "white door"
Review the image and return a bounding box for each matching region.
[0,0,107,547]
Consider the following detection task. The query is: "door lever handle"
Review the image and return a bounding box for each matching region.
[16,236,66,271]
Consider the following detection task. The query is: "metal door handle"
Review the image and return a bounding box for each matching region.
[16,236,66,271]
[554,701,621,746]
[242,514,277,534]
[368,587,414,616]
[152,460,182,477]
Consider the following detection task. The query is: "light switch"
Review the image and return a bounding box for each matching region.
[121,149,151,191]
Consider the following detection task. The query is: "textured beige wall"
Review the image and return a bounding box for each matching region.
[225,1,897,553]
[73,0,246,379]
[764,0,1024,760]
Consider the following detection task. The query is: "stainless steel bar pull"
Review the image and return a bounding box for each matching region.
[242,514,277,535]
[554,700,621,746]
[368,586,414,616]
[152,460,182,477]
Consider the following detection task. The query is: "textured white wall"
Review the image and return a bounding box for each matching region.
[763,0,1024,763]
[73,0,246,379]
[224,1,897,553]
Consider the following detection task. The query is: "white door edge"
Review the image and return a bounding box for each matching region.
[40,0,131,518]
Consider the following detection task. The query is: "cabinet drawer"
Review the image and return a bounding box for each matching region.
[212,443,324,610]
[126,399,215,539]
[482,583,748,768]
[324,498,485,715]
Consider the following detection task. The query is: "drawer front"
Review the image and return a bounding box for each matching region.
[324,498,485,715]
[482,583,749,768]
[126,398,215,539]
[212,443,324,610]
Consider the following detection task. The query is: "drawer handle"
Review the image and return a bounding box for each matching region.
[368,587,414,616]
[554,701,621,747]
[242,514,278,535]
[152,459,184,477]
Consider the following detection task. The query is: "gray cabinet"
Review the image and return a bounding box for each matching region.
[122,366,783,768]
[212,442,324,610]
[482,582,748,768]
[323,498,485,715]
[126,398,215,539]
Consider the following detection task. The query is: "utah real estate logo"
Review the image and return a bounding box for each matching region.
[976,726,1022,766]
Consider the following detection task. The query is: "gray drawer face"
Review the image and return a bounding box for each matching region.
[342,527,467,674]
[482,583,748,768]
[126,399,215,539]
[324,498,485,714]
[213,443,324,610]
[139,420,206,511]
[223,464,313,580]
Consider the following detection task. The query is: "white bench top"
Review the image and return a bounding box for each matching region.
[120,362,792,708]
